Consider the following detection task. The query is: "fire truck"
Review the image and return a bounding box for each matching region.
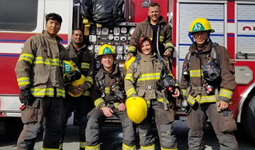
[0,0,255,143]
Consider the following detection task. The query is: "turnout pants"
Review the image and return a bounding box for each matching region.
[86,106,136,150]
[17,97,65,150]
[187,102,239,150]
[139,100,177,150]
[60,95,94,150]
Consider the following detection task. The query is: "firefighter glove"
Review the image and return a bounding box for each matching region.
[81,83,90,91]
[19,88,34,105]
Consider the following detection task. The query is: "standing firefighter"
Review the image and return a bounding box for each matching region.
[15,13,70,150]
[85,44,136,150]
[126,3,174,69]
[125,37,180,150]
[60,28,95,150]
[180,18,239,150]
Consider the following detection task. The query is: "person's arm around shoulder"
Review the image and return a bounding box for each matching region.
[126,24,142,61]
[163,24,174,57]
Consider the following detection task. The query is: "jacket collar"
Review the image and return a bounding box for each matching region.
[97,64,119,80]
[140,52,157,61]
[146,16,166,25]
[68,42,86,52]
[42,30,63,43]
[189,40,212,54]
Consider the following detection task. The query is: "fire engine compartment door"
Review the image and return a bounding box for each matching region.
[236,4,255,58]
[177,2,225,80]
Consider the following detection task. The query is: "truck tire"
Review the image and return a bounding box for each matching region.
[0,118,6,138]
[241,95,255,143]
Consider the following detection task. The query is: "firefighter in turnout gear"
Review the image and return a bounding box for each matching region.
[15,13,70,150]
[126,3,174,71]
[125,37,180,150]
[180,18,238,150]
[60,28,95,150]
[85,44,136,150]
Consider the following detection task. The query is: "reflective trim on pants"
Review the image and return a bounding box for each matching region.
[86,144,100,150]
[123,143,136,150]
[140,144,155,150]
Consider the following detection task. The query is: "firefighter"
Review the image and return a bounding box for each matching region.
[85,44,136,150]
[60,28,95,150]
[125,37,180,150]
[126,3,174,70]
[15,13,71,150]
[179,18,239,150]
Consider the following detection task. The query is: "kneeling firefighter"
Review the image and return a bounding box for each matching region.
[85,44,136,150]
[179,18,238,150]
[124,37,180,150]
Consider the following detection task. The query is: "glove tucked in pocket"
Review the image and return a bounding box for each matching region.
[21,99,40,124]
[218,109,237,132]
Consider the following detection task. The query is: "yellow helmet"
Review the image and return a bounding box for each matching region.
[97,44,116,58]
[189,17,215,34]
[63,60,75,74]
[126,96,147,124]
[67,75,86,97]
[124,56,136,71]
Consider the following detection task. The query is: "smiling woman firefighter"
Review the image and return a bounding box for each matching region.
[179,17,238,150]
[125,37,180,150]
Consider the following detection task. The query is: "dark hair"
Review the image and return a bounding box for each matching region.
[137,37,153,53]
[72,28,84,35]
[149,3,160,8]
[46,13,62,24]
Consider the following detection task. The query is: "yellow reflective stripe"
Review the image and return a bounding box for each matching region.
[137,73,160,81]
[17,77,30,86]
[114,102,120,108]
[105,87,110,94]
[219,89,233,99]
[187,94,196,105]
[83,90,90,96]
[181,89,187,96]
[85,144,100,150]
[41,148,59,150]
[165,42,174,48]
[128,46,136,52]
[125,73,134,82]
[159,35,165,42]
[18,53,34,64]
[30,88,65,98]
[80,142,86,149]
[158,98,169,104]
[140,144,155,150]
[161,147,177,150]
[59,142,63,149]
[94,98,104,108]
[168,73,175,79]
[81,62,90,69]
[86,76,93,84]
[34,57,61,66]
[123,143,136,150]
[126,87,136,97]
[147,100,151,108]
[200,95,217,103]
[190,70,203,77]
[187,94,217,104]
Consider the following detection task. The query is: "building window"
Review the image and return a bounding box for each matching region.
[0,0,38,31]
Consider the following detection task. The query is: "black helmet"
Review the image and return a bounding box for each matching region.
[202,59,220,82]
